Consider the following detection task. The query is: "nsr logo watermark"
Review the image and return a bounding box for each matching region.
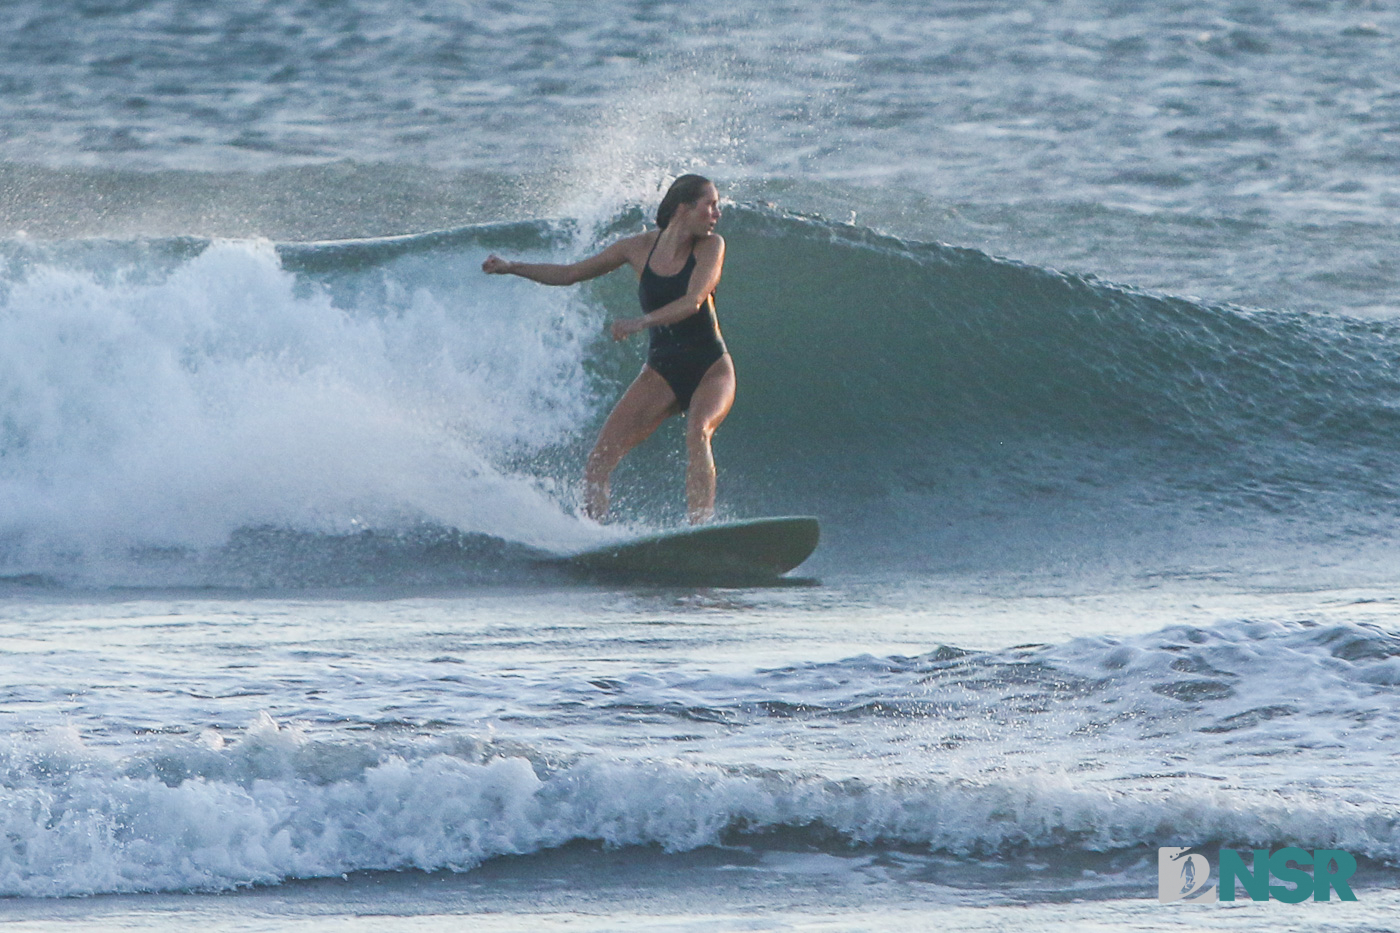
[1159,846,1358,903]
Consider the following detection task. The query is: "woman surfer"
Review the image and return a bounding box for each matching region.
[481,174,734,525]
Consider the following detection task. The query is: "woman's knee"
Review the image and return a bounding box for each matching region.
[585,445,608,475]
[586,436,628,475]
[685,414,721,450]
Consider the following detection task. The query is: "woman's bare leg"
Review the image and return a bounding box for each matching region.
[682,355,736,524]
[584,366,678,521]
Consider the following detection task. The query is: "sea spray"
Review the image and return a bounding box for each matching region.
[0,236,602,582]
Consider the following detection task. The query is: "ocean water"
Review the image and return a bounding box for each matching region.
[4,1,1400,929]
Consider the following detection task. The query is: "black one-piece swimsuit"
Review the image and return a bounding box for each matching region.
[637,236,727,412]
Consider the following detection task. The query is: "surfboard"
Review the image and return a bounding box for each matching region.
[559,516,820,585]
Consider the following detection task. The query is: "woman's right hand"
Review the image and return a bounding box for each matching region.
[481,254,514,275]
[611,317,646,341]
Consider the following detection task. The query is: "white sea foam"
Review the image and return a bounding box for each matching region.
[3,710,1398,898]
[6,618,1400,897]
[0,239,607,574]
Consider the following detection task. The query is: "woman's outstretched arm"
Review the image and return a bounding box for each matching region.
[482,236,638,285]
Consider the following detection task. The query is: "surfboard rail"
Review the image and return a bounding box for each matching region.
[557,515,820,585]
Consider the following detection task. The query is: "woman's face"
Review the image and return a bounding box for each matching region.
[681,184,721,235]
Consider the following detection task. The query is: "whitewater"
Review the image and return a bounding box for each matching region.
[4,1,1400,930]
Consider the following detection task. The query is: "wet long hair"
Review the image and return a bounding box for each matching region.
[656,174,714,230]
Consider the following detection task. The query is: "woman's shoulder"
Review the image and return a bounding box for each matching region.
[589,230,656,272]
[695,232,725,256]
[614,230,661,261]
